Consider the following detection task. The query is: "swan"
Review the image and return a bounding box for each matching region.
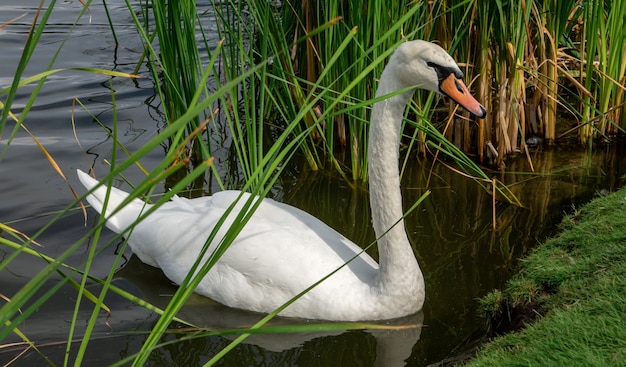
[77,40,486,321]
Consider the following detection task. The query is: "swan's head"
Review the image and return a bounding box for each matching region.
[389,40,486,118]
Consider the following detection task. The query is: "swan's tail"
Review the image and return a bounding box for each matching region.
[77,169,149,234]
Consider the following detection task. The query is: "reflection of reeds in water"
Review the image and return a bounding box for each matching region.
[279,145,619,299]
[413,150,609,284]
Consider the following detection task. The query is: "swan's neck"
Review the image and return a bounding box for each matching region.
[368,71,423,293]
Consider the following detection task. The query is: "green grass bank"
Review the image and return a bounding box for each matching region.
[466,186,626,366]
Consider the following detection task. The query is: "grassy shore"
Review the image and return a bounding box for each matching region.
[467,186,626,366]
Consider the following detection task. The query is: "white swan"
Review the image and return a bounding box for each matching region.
[77,40,485,321]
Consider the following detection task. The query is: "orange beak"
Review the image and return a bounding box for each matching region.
[440,74,486,118]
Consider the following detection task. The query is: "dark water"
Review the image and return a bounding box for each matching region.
[1,1,625,366]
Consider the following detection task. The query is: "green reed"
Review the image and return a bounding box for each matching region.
[257,0,626,171]
[283,1,432,182]
[209,0,503,185]
[135,0,214,176]
[588,0,626,141]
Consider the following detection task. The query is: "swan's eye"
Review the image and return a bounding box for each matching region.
[426,61,447,80]
[426,61,464,83]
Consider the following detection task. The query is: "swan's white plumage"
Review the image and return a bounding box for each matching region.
[78,40,485,321]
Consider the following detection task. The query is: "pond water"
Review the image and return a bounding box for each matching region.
[1,1,625,366]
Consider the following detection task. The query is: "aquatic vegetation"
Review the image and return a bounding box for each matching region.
[246,0,626,171]
[0,0,623,366]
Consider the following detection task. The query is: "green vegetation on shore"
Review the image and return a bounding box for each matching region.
[469,187,626,366]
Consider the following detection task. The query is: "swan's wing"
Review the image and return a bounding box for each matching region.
[167,190,378,271]
[202,193,380,314]
[124,190,378,312]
